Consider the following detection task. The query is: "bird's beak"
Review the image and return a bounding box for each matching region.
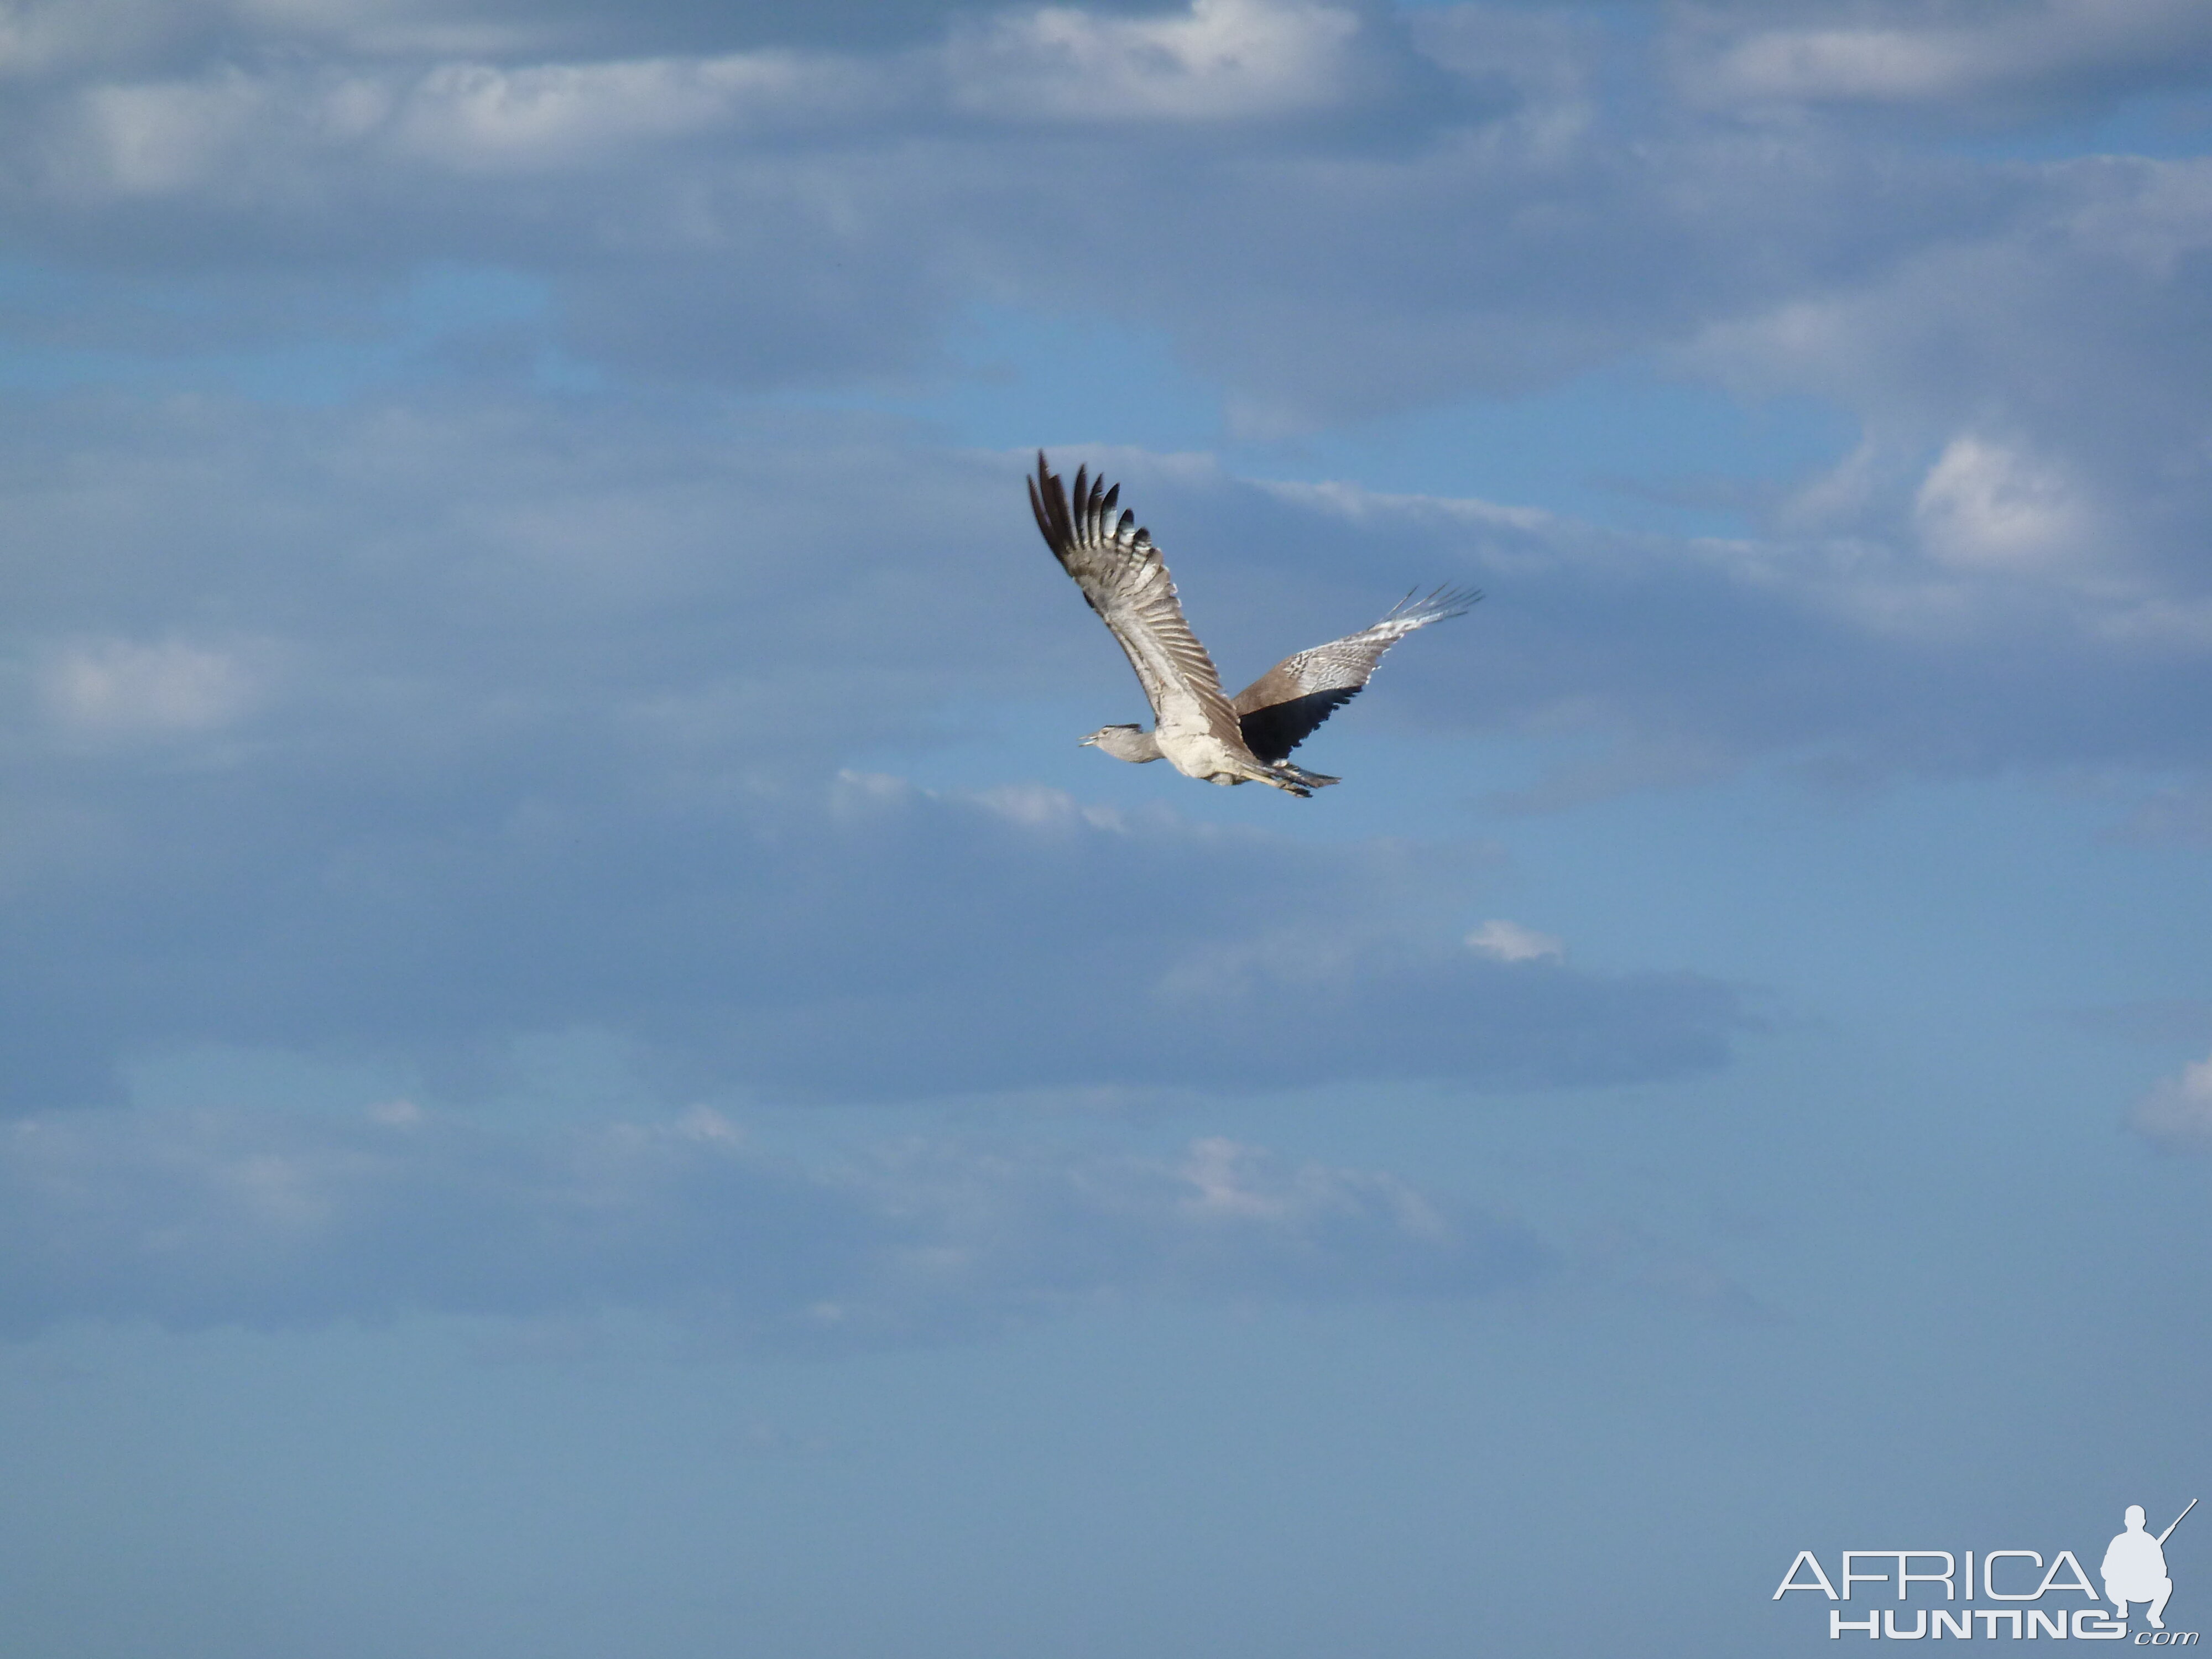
[1078,734,1097,747]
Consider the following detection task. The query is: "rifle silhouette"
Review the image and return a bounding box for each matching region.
[2158,1499,2197,1547]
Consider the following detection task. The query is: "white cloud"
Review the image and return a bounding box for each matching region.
[2062,156,2212,282]
[75,70,276,194]
[1709,27,1965,106]
[1,0,2210,1112]
[1674,153,2212,605]
[392,51,866,170]
[1683,0,2212,118]
[0,401,1773,1112]
[1465,920,1564,964]
[0,1104,1547,1342]
[58,49,881,196]
[1912,434,2093,575]
[951,0,1361,123]
[2129,1053,2212,1154]
[13,0,2203,497]
[1177,1135,1454,1244]
[36,637,258,734]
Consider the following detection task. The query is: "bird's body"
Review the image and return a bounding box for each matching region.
[1026,452,1476,796]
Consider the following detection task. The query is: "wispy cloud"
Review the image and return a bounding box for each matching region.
[0,397,1779,1112]
[948,0,1362,122]
[1679,0,2212,122]
[0,1104,1548,1344]
[2129,1053,2212,1154]
[1465,920,1565,964]
[36,636,260,735]
[0,0,2206,1150]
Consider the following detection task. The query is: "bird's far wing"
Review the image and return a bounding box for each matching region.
[1232,585,1480,764]
[1029,452,1250,755]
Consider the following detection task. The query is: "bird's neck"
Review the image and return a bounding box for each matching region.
[1102,727,1164,764]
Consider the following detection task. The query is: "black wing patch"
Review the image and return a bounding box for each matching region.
[1239,686,1363,764]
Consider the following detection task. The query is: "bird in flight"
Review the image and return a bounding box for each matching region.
[1027,451,1477,797]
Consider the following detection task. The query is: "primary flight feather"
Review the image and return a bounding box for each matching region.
[1027,451,1477,796]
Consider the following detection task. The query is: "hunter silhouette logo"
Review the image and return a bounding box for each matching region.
[1774,1500,2199,1642]
[2107,1502,2194,1630]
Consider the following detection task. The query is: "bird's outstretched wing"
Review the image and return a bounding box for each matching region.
[1233,586,1480,765]
[1027,452,1253,760]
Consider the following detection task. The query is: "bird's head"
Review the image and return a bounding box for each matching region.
[1079,724,1159,764]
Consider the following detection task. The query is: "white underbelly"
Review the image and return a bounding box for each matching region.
[1156,730,1248,783]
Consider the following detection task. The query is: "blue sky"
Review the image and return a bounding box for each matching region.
[2,1,2211,1655]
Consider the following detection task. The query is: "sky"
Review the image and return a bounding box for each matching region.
[2,0,2210,1654]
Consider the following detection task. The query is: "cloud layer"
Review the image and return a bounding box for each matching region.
[3,0,2202,459]
[5,0,2202,710]
[1678,0,2212,122]
[0,1103,1547,1344]
[8,371,2209,1112]
[1,4,2207,1359]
